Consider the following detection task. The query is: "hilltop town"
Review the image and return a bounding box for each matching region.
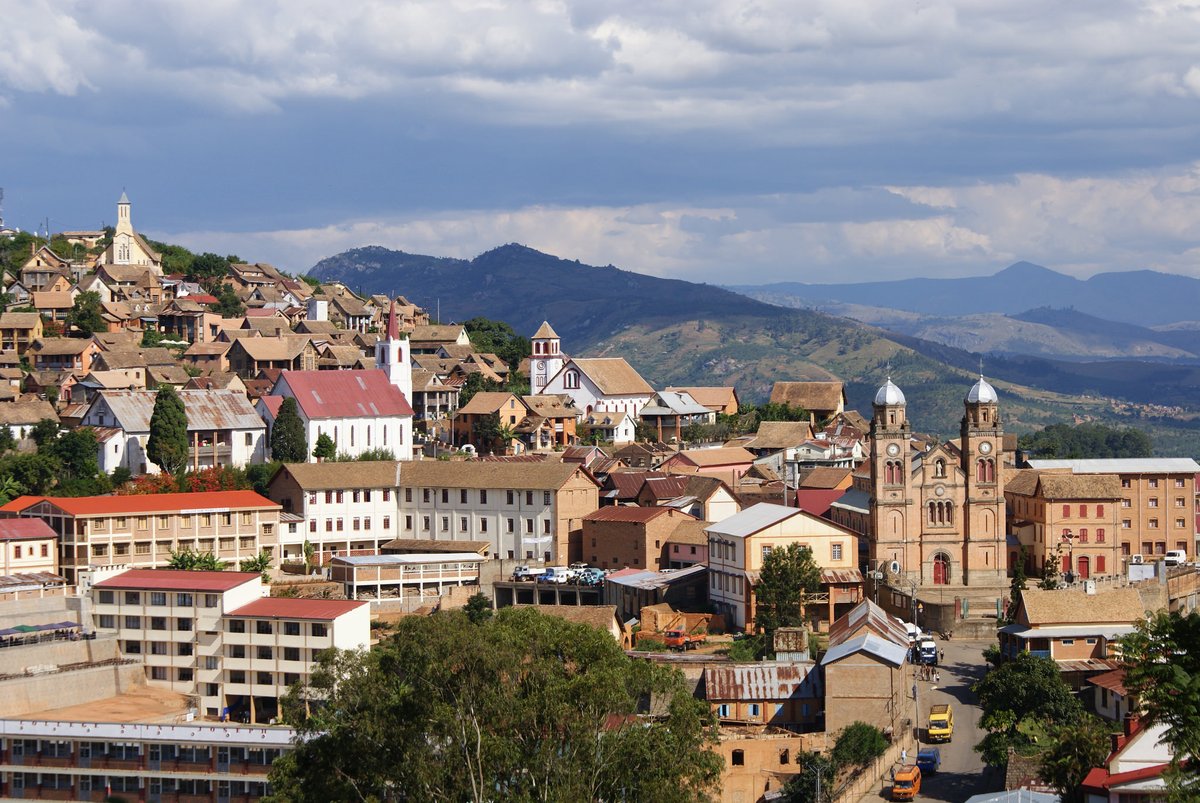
[0,194,1193,802]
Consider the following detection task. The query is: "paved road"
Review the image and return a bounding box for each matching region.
[855,637,1004,802]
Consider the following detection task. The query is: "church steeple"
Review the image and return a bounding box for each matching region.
[531,320,564,395]
[375,298,411,402]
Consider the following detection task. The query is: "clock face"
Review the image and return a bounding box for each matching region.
[979,441,992,454]
[934,485,945,497]
[886,443,901,456]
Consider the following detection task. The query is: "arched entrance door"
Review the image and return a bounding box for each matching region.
[1077,556,1090,580]
[932,553,951,585]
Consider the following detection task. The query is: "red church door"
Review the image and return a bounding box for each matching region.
[1078,556,1090,580]
[932,554,950,585]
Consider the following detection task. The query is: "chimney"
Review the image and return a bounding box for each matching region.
[1123,713,1139,738]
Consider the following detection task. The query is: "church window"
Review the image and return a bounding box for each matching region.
[565,370,580,390]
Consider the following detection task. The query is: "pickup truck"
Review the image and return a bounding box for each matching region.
[663,629,707,650]
[511,565,540,582]
[927,703,954,742]
[916,747,941,775]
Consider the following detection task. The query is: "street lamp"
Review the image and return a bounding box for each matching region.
[1062,529,1075,585]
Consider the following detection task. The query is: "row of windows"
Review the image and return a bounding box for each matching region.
[92,537,258,558]
[405,488,553,506]
[710,570,744,595]
[310,516,390,533]
[710,540,736,561]
[1061,504,1107,518]
[9,543,50,559]
[98,590,220,607]
[1139,541,1190,554]
[88,512,256,531]
[227,644,312,662]
[227,619,327,637]
[315,421,392,448]
[1062,528,1106,543]
[1120,518,1188,529]
[403,515,549,535]
[1122,477,1188,489]
[308,489,391,505]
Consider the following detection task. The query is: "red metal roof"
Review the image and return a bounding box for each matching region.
[227,597,367,620]
[22,491,279,517]
[0,496,46,513]
[277,369,413,419]
[0,518,56,540]
[793,489,847,518]
[95,569,261,592]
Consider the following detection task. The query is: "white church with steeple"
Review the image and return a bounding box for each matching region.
[375,299,413,403]
[101,191,163,273]
[530,321,565,395]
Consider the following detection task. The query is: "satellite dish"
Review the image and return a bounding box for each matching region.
[888,560,901,574]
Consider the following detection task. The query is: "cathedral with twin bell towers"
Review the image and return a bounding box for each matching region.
[867,375,1007,589]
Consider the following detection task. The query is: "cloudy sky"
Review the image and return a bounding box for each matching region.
[4,0,1200,283]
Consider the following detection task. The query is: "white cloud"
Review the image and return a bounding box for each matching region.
[159,161,1200,284]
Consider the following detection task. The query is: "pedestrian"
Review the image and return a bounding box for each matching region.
[901,747,908,764]
[934,671,940,684]
[939,648,945,663]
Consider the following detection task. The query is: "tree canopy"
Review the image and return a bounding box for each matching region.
[1121,610,1200,798]
[147,386,189,476]
[753,542,822,635]
[167,550,228,571]
[462,316,531,371]
[312,433,336,461]
[270,397,307,463]
[268,607,722,802]
[1019,422,1153,460]
[66,290,105,336]
[973,652,1084,765]
[212,283,245,317]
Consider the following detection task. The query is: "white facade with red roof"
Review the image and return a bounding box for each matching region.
[261,367,414,461]
[92,568,369,723]
[1082,718,1174,801]
[0,518,57,575]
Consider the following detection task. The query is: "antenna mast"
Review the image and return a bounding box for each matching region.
[0,187,5,228]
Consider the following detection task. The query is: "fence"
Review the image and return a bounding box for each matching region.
[833,732,916,802]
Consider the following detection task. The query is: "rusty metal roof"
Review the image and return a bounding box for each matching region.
[820,568,864,585]
[703,661,821,702]
[89,389,264,433]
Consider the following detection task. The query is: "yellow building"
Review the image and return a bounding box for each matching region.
[706,502,861,631]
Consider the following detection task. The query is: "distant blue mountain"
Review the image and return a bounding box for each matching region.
[733,262,1200,327]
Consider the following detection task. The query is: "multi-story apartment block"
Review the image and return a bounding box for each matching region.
[1006,469,1122,579]
[1,491,282,585]
[1026,458,1200,561]
[396,461,600,562]
[92,568,369,723]
[266,461,402,565]
[0,718,289,800]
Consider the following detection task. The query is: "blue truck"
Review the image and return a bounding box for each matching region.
[916,747,941,775]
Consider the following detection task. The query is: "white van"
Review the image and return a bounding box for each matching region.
[1164,550,1187,567]
[537,567,572,584]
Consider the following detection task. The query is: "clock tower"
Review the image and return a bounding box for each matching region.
[960,375,1006,584]
[530,321,564,395]
[869,378,919,580]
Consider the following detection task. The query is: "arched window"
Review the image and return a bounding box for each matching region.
[976,459,986,482]
[934,459,946,478]
[564,370,580,390]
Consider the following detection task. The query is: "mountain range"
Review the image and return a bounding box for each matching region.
[308,246,1200,455]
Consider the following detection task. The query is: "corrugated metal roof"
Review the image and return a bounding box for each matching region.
[605,563,707,589]
[704,661,820,702]
[821,633,908,667]
[705,502,798,539]
[91,389,263,432]
[278,369,414,419]
[332,553,484,565]
[227,597,368,620]
[830,487,870,513]
[1028,458,1200,474]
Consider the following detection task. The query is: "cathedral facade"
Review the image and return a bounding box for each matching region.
[867,376,1007,588]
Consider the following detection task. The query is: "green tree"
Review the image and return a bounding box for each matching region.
[0,475,22,504]
[301,540,316,575]
[244,462,281,496]
[187,252,230,289]
[30,418,60,447]
[1019,422,1153,460]
[239,551,273,583]
[167,550,228,571]
[457,372,505,408]
[312,433,336,461]
[0,426,15,455]
[973,652,1083,765]
[1006,546,1029,621]
[212,284,245,317]
[66,290,105,336]
[268,607,721,802]
[0,453,59,494]
[270,398,307,463]
[831,721,888,769]
[1039,714,1112,803]
[462,316,532,371]
[473,412,517,453]
[464,592,493,624]
[753,543,822,635]
[147,386,189,477]
[780,752,838,803]
[1121,610,1200,799]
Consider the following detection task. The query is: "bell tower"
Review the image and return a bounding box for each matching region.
[869,378,918,579]
[530,321,564,395]
[375,300,412,402]
[961,375,1005,584]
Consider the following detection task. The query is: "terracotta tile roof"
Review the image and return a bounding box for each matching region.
[411,324,466,344]
[0,518,56,540]
[274,461,401,491]
[797,467,852,489]
[234,335,311,361]
[672,446,755,468]
[0,313,41,330]
[664,386,736,410]
[1020,587,1147,626]
[666,518,711,545]
[1037,473,1123,500]
[566,358,653,396]
[400,460,596,491]
[531,604,621,635]
[31,338,93,356]
[277,369,413,419]
[0,399,57,425]
[522,394,579,419]
[1086,668,1128,695]
[94,568,261,592]
[741,421,815,450]
[584,506,686,523]
[22,490,279,517]
[532,321,559,339]
[456,392,525,417]
[1005,468,1041,496]
[227,597,367,621]
[769,381,844,411]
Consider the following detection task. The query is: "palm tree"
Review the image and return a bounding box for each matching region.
[0,475,23,505]
[239,551,273,582]
[167,549,228,571]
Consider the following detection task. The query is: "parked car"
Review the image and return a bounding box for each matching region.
[511,565,540,582]
[916,747,941,775]
[578,568,607,586]
[1165,550,1187,567]
[537,567,572,584]
[917,638,938,665]
[891,765,921,800]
